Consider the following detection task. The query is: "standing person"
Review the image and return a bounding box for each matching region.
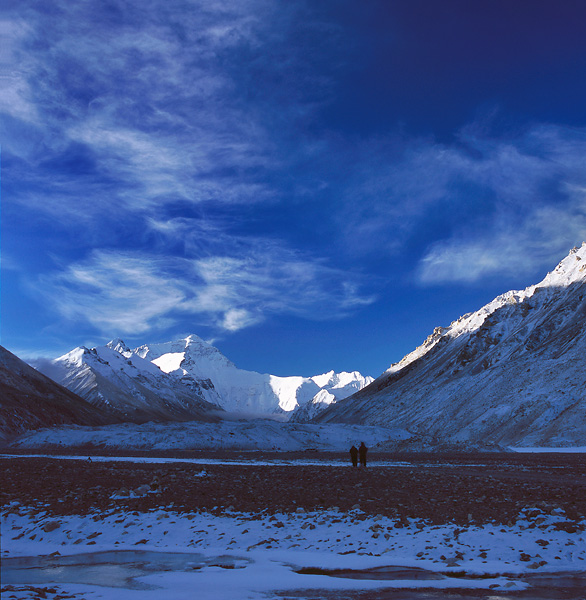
[358,442,368,467]
[349,445,358,467]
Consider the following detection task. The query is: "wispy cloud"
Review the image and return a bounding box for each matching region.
[1,0,286,220]
[418,186,586,284]
[36,246,375,335]
[6,0,586,351]
[36,252,186,334]
[2,0,347,220]
[333,121,586,281]
[4,0,373,341]
[0,18,38,124]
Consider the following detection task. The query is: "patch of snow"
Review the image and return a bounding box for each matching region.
[152,352,185,374]
[510,446,586,453]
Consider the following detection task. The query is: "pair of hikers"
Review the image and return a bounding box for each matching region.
[349,442,367,467]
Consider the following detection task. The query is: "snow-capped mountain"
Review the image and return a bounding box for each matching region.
[133,334,374,418]
[313,243,586,447]
[32,335,372,423]
[0,345,115,440]
[289,370,374,422]
[32,341,221,424]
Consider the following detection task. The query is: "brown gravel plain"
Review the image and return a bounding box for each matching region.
[1,452,585,527]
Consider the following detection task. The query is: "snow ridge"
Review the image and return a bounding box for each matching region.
[33,342,221,424]
[315,243,586,447]
[387,242,586,377]
[132,335,373,417]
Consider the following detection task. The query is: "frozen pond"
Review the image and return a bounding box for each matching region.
[3,550,586,598]
[1,550,251,589]
[0,551,458,588]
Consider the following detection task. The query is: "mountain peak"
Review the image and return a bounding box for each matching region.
[106,338,131,355]
[132,335,235,372]
[57,346,92,367]
[539,242,586,289]
[1,345,114,439]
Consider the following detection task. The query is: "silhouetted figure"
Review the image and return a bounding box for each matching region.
[349,445,358,467]
[358,442,368,467]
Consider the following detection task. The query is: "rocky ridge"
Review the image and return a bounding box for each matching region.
[32,342,221,424]
[0,346,115,440]
[313,243,586,448]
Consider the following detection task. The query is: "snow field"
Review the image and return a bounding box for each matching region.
[3,500,585,598]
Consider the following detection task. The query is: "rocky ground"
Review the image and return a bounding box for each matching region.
[1,453,585,527]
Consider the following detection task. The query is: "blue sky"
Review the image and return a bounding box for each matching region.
[2,0,586,377]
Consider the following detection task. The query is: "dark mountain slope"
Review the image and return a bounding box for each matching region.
[0,345,116,441]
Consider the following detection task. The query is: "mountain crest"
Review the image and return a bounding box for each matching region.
[540,242,586,288]
[386,243,586,377]
[315,243,586,447]
[106,338,131,355]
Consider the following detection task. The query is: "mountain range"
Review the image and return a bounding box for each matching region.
[3,243,585,449]
[32,340,221,424]
[312,243,586,447]
[31,335,373,423]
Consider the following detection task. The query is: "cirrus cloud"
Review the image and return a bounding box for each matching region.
[35,246,375,336]
[417,186,586,284]
[332,120,586,283]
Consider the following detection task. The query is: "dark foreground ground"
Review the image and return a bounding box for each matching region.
[1,452,585,526]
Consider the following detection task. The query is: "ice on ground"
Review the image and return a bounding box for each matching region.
[510,446,586,453]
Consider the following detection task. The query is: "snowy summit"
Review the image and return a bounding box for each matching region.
[134,334,373,417]
[33,334,373,423]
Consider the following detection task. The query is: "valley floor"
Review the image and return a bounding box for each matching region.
[1,454,585,599]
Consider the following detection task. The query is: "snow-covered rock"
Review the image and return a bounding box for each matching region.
[291,389,337,422]
[32,342,221,424]
[291,370,373,422]
[314,243,586,447]
[31,335,372,424]
[0,345,114,440]
[133,334,373,418]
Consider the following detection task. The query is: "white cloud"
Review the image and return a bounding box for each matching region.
[7,0,586,307]
[417,188,586,284]
[36,252,187,334]
[36,245,374,335]
[0,19,39,124]
[221,308,259,331]
[2,0,281,218]
[332,120,586,284]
